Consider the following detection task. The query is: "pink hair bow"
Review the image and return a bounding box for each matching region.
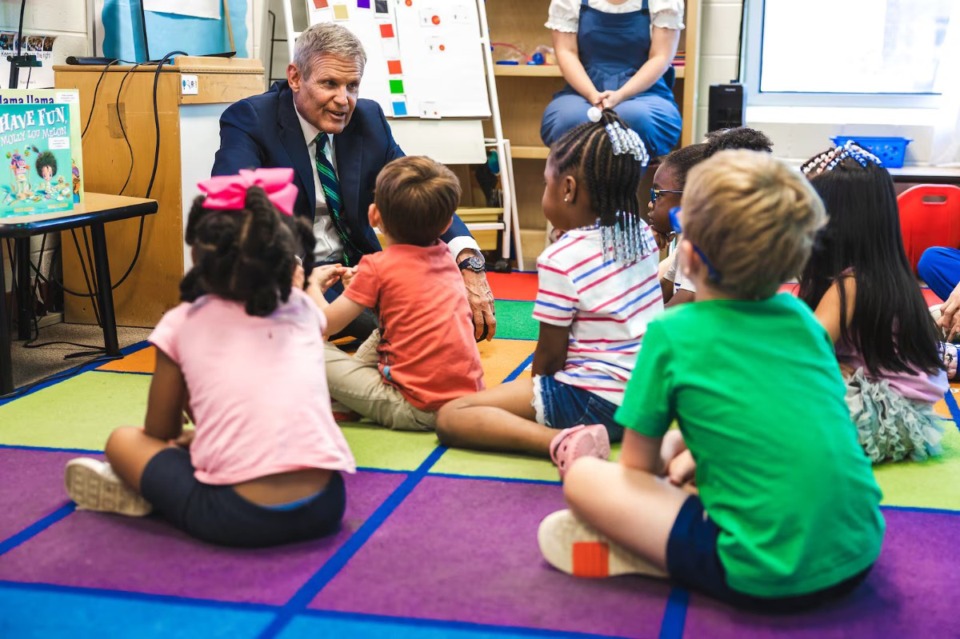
[197,168,298,216]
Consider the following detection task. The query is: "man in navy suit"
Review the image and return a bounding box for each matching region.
[213,23,496,341]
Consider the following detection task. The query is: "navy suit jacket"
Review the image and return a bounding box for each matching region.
[212,81,471,261]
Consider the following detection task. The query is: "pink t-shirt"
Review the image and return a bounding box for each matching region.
[149,288,355,485]
[836,340,948,404]
[344,242,485,411]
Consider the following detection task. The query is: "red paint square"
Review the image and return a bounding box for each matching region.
[380,23,395,38]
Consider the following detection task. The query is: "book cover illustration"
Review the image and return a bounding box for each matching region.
[0,89,84,205]
[0,101,74,219]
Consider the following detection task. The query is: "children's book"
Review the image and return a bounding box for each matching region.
[0,89,84,221]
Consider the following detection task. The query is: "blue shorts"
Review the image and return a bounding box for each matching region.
[534,375,624,442]
[666,495,872,612]
[140,447,346,548]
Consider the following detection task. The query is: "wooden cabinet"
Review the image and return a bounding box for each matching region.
[55,57,265,327]
[483,0,701,261]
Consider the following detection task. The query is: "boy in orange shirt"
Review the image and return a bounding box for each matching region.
[308,156,485,430]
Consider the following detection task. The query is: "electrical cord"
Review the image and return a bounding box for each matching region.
[70,228,102,327]
[81,59,119,139]
[115,62,144,196]
[4,238,104,353]
[109,50,186,290]
[20,51,186,357]
[15,52,177,358]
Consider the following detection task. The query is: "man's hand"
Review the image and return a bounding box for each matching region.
[341,265,359,289]
[306,265,345,309]
[461,270,496,341]
[310,264,345,293]
[939,281,960,341]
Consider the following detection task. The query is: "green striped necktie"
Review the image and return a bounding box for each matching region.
[314,132,359,266]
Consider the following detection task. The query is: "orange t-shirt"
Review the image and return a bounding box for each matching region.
[344,242,485,411]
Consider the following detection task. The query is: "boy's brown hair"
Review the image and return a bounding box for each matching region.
[374,156,461,246]
[682,150,825,300]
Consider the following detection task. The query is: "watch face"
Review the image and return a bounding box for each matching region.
[461,255,485,272]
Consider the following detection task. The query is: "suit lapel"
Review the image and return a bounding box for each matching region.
[278,86,317,217]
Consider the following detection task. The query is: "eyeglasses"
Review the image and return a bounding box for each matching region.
[668,207,721,283]
[650,188,683,204]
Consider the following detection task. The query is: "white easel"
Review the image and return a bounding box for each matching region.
[278,0,523,271]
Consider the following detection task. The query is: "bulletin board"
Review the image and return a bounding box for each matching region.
[305,0,491,119]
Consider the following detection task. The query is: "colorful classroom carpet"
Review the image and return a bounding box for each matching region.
[1,272,958,638]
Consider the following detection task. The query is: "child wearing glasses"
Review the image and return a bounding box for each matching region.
[648,127,772,305]
[437,110,662,477]
[538,150,884,611]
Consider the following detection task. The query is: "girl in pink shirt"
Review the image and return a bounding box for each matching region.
[64,169,356,547]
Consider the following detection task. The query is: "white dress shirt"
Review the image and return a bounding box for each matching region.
[294,105,482,264]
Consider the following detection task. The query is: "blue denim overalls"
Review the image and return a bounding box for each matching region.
[540,0,682,157]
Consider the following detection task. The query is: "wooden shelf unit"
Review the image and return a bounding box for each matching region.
[484,0,701,243]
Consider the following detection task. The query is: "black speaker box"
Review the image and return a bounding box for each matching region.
[708,84,745,133]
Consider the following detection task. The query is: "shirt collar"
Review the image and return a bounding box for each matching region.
[293,103,326,150]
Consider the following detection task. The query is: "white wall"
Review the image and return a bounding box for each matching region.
[695,0,742,143]
[693,0,943,167]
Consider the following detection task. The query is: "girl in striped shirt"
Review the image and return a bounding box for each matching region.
[437,110,663,477]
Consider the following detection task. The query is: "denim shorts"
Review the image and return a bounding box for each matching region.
[533,375,624,442]
[140,447,346,548]
[666,495,872,612]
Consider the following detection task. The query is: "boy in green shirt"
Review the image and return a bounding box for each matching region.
[538,150,884,611]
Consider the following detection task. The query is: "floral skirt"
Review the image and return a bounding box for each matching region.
[844,368,944,464]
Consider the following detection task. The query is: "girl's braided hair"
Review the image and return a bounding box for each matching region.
[180,186,316,317]
[549,109,648,228]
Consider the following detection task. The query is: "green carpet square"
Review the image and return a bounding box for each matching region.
[342,423,441,471]
[431,444,622,482]
[493,300,537,340]
[0,371,149,450]
[874,423,960,511]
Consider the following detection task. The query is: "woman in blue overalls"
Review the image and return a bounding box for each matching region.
[541,0,684,158]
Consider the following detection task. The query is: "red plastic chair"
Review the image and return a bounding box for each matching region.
[897,184,960,273]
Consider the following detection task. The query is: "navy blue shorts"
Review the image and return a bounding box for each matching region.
[666,495,872,612]
[536,375,624,442]
[140,447,346,548]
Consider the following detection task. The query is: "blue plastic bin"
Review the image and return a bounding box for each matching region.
[830,136,911,168]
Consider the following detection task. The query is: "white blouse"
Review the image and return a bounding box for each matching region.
[546,0,684,32]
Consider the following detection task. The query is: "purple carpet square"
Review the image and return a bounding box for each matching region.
[0,449,82,542]
[683,508,960,638]
[311,476,672,638]
[0,470,404,604]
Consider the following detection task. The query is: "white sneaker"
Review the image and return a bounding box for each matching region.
[65,458,153,517]
[537,509,663,578]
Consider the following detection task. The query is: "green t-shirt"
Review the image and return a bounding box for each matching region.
[616,293,884,598]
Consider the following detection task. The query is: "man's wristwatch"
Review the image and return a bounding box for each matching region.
[457,253,486,273]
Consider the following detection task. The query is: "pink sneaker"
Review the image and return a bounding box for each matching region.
[549,424,610,479]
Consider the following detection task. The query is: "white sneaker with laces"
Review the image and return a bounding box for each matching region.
[538,509,664,578]
[65,458,153,517]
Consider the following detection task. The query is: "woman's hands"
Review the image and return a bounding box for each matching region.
[938,282,960,341]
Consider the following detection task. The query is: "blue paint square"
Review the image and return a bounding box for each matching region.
[392,102,408,117]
